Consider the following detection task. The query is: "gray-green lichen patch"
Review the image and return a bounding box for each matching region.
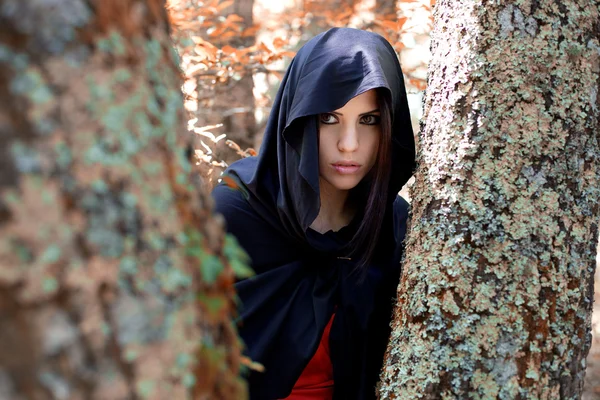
[378,0,600,398]
[0,0,91,54]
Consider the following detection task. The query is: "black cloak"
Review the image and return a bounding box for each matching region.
[211,27,415,399]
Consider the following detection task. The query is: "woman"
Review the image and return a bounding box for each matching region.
[211,27,415,400]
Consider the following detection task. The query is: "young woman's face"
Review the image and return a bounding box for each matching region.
[318,89,381,192]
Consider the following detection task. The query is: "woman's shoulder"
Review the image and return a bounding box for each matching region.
[210,158,258,220]
[212,179,250,213]
[392,195,410,247]
[212,180,299,271]
[393,195,409,217]
[393,195,409,225]
[211,180,262,235]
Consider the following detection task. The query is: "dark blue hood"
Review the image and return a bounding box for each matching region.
[225,27,415,240]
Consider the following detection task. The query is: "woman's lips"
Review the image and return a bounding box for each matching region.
[331,163,361,174]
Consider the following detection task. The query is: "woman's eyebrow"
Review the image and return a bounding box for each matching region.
[331,108,381,116]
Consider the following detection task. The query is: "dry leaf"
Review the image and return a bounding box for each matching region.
[216,0,235,12]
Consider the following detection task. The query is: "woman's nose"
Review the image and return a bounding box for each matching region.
[337,126,359,152]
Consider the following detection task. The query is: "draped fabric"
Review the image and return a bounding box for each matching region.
[211,27,415,399]
[281,312,335,399]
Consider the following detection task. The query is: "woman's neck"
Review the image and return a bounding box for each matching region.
[309,178,356,234]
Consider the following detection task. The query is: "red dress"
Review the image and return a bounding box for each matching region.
[281,313,336,400]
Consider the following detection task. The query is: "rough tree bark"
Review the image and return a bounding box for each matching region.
[0,1,247,399]
[379,0,600,398]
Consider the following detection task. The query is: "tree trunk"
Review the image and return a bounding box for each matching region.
[209,0,257,152]
[302,0,359,34]
[379,0,600,398]
[0,1,246,399]
[369,0,398,45]
[375,0,396,20]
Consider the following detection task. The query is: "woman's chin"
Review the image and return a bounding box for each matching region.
[325,177,362,191]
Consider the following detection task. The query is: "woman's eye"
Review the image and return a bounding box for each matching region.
[320,113,337,124]
[361,115,380,125]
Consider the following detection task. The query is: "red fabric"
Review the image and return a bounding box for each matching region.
[281,313,335,400]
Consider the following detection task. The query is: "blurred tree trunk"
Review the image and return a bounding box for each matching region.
[375,0,396,20]
[0,1,247,399]
[210,0,257,152]
[370,0,397,42]
[378,0,600,398]
[302,0,359,36]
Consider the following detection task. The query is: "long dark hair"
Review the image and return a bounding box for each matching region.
[347,88,393,268]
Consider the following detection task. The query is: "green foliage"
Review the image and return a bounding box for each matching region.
[223,234,253,278]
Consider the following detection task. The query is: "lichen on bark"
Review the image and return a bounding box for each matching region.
[378,0,600,398]
[0,1,247,399]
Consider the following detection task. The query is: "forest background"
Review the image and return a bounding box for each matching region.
[169,0,600,397]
